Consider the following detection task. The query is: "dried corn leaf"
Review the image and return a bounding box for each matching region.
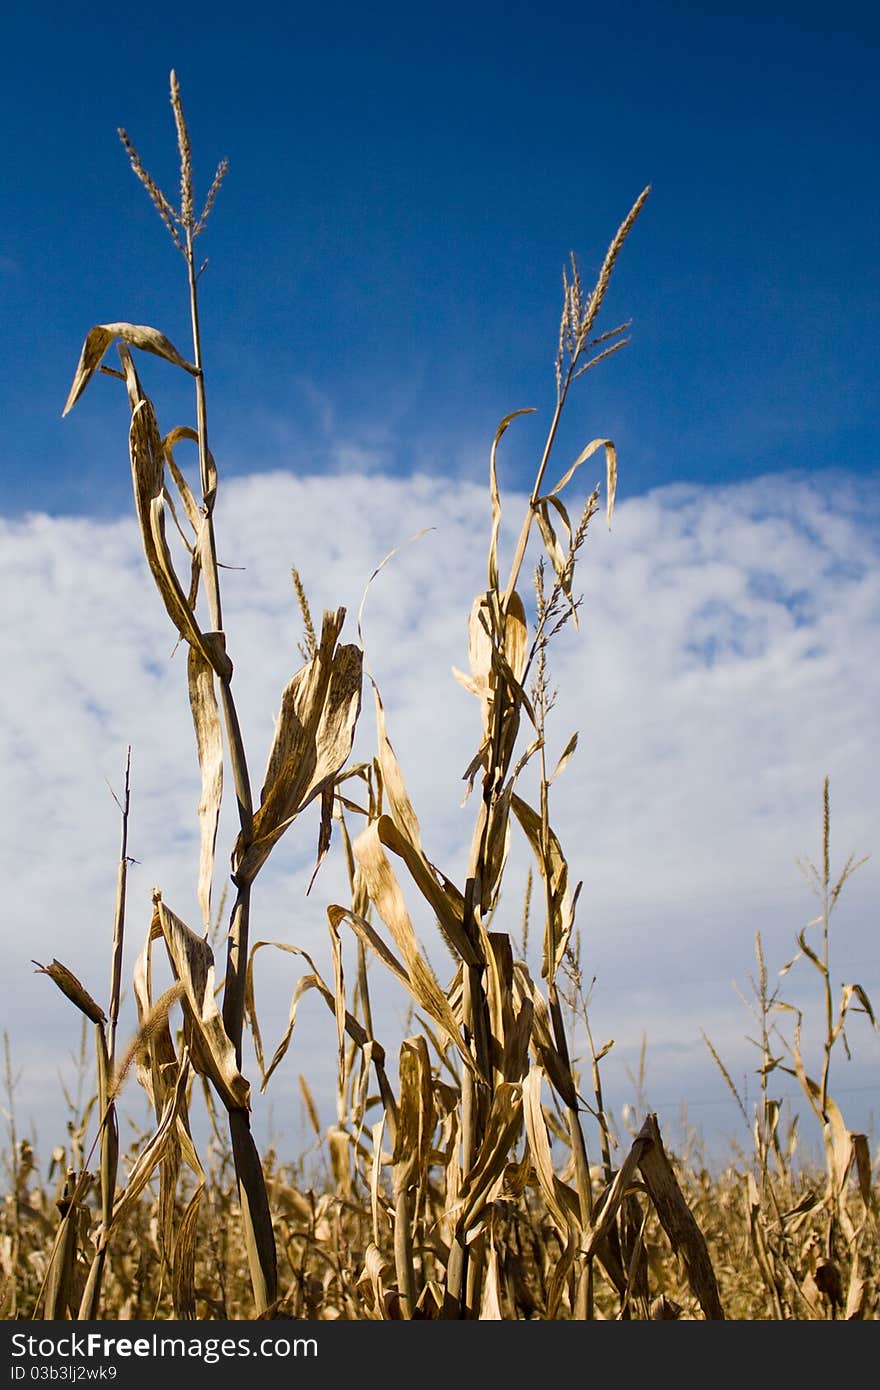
[163,425,218,516]
[535,501,569,590]
[845,1248,870,1319]
[823,1099,855,1199]
[583,1129,651,1259]
[268,975,328,1089]
[463,591,529,734]
[488,409,535,591]
[841,981,877,1029]
[484,933,512,1070]
[152,895,249,1112]
[328,1127,352,1197]
[351,824,473,1062]
[246,937,385,1092]
[550,732,578,784]
[371,682,423,854]
[33,959,106,1025]
[453,1081,524,1239]
[235,609,362,883]
[522,1069,579,1239]
[789,1054,854,1198]
[109,1058,191,1233]
[375,815,476,966]
[327,903,412,997]
[514,961,577,1106]
[307,784,336,895]
[500,993,534,1085]
[360,1242,394,1318]
[481,1243,505,1320]
[328,908,346,1075]
[132,921,178,1119]
[119,348,232,680]
[635,1113,725,1320]
[606,442,618,526]
[851,1132,872,1207]
[392,1036,435,1190]
[479,782,515,917]
[62,322,197,417]
[545,1236,580,1319]
[371,687,479,963]
[511,793,575,982]
[482,935,532,1084]
[171,1181,205,1319]
[188,647,223,932]
[547,437,613,504]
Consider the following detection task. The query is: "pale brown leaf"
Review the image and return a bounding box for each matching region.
[488,409,535,591]
[63,322,197,417]
[511,793,574,982]
[453,1081,524,1239]
[348,826,474,1063]
[392,1036,435,1191]
[152,894,249,1112]
[549,732,578,783]
[109,1058,191,1233]
[522,1067,578,1236]
[235,609,362,883]
[33,959,106,1025]
[119,347,232,680]
[188,647,223,932]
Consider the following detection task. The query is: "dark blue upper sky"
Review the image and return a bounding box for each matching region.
[2,0,877,516]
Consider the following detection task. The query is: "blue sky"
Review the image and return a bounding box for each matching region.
[1,3,878,1164]
[2,1,877,515]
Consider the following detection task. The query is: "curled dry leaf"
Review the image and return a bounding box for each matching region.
[152,894,249,1112]
[451,1081,524,1241]
[511,793,575,982]
[392,1036,435,1191]
[374,815,475,966]
[522,1067,580,1238]
[841,981,877,1030]
[550,731,578,784]
[163,425,218,514]
[487,408,536,591]
[246,936,387,1094]
[458,590,529,742]
[62,322,198,417]
[234,608,362,884]
[171,1182,205,1320]
[119,346,232,680]
[513,961,577,1106]
[108,1057,191,1236]
[369,683,478,962]
[350,823,474,1060]
[33,959,106,1026]
[132,917,179,1119]
[635,1114,726,1320]
[546,436,617,523]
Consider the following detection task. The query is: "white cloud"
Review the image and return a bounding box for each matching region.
[1,468,877,1167]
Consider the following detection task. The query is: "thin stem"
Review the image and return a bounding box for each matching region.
[107,746,131,1068]
[183,223,274,1314]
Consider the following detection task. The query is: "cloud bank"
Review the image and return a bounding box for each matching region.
[2,467,878,1164]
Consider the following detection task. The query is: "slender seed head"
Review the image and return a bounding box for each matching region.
[117,127,184,252]
[170,69,194,232]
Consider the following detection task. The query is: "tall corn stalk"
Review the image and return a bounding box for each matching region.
[247,185,726,1318]
[59,73,362,1314]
